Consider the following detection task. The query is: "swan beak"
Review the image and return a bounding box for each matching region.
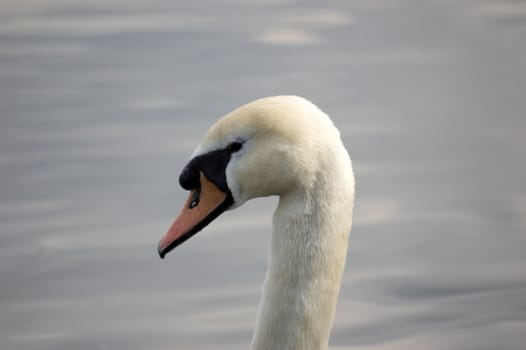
[158,172,231,259]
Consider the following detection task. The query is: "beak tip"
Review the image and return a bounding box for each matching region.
[158,243,166,259]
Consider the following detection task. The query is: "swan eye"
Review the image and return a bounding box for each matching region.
[226,141,243,153]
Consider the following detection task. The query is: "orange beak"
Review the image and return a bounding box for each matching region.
[158,172,231,258]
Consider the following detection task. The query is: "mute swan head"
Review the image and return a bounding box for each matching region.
[158,96,354,350]
[158,95,352,257]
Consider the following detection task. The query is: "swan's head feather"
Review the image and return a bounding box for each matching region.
[196,96,343,205]
[158,96,350,257]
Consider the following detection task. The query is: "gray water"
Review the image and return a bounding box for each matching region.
[1,1,526,349]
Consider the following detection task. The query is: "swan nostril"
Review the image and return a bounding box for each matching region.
[189,187,201,209]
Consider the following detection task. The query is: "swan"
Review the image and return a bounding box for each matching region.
[158,96,355,350]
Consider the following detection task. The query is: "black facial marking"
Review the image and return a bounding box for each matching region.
[179,140,243,193]
[179,165,200,190]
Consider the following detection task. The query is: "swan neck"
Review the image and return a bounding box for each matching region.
[250,179,352,350]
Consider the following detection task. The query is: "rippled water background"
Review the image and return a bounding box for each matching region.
[1,1,526,349]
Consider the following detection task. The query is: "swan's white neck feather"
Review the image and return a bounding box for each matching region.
[251,138,354,350]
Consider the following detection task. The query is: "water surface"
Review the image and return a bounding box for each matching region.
[1,1,525,349]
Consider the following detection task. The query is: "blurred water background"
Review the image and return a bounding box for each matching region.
[1,0,526,349]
